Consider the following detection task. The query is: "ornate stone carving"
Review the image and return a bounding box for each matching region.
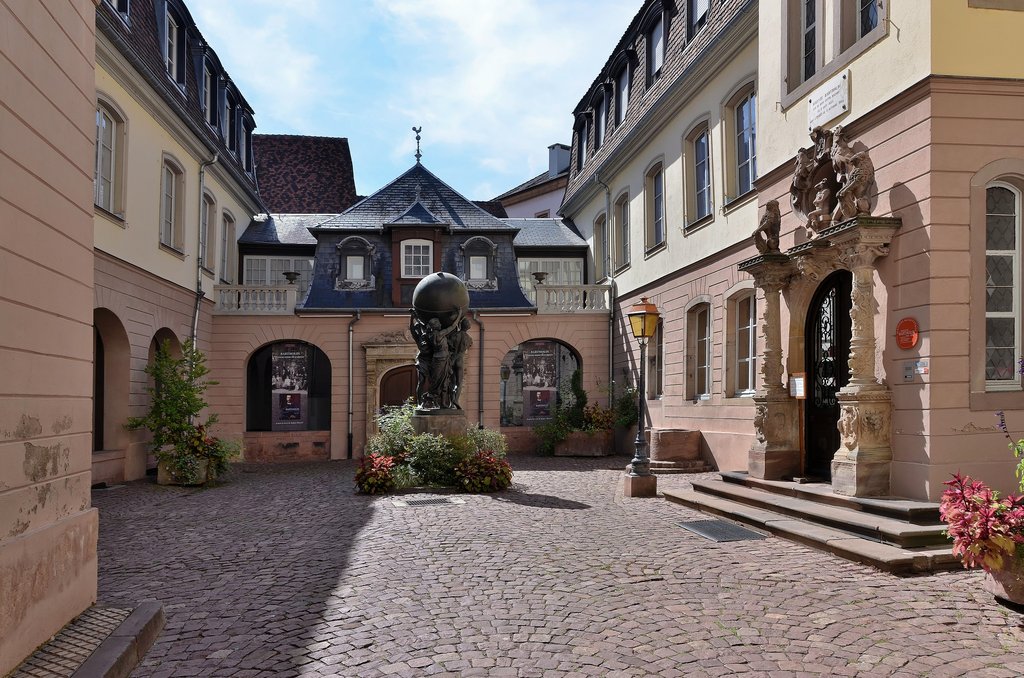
[753,200,781,254]
[806,179,833,239]
[830,126,875,223]
[753,403,767,444]
[336,275,375,290]
[838,405,858,451]
[793,247,841,283]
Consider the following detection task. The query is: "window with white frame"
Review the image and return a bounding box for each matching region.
[859,0,879,38]
[733,293,756,395]
[203,64,217,126]
[802,0,817,82]
[985,183,1021,387]
[200,193,215,270]
[685,124,712,225]
[402,239,432,278]
[159,157,184,251]
[647,14,665,85]
[164,9,184,86]
[595,94,607,152]
[220,212,236,283]
[646,163,665,249]
[650,318,664,398]
[462,236,496,286]
[94,102,123,214]
[469,256,487,280]
[615,64,630,126]
[517,258,583,303]
[615,193,630,270]
[734,90,757,197]
[575,118,589,172]
[244,256,314,294]
[594,214,608,280]
[689,303,712,399]
[688,0,709,38]
[225,95,237,152]
[337,236,374,288]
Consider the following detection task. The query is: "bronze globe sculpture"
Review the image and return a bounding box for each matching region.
[409,272,472,410]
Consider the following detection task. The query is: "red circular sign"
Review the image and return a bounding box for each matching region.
[896,318,919,350]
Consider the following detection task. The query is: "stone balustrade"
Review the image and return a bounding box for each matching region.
[535,284,611,314]
[213,285,299,314]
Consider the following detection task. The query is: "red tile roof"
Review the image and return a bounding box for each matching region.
[253,134,357,214]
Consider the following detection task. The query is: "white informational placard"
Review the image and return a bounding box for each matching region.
[807,70,850,130]
[789,373,806,400]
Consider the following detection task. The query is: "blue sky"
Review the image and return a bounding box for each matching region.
[193,1,639,201]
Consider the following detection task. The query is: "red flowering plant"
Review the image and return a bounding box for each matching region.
[453,450,513,493]
[939,473,1024,571]
[355,453,397,495]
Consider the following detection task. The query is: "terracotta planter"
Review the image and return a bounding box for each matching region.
[984,557,1024,605]
[157,459,212,486]
[553,429,614,457]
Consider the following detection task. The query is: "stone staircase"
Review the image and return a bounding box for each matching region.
[663,471,960,575]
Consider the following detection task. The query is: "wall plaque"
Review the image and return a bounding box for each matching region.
[895,317,920,350]
[807,70,849,130]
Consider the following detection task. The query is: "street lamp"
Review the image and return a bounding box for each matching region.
[623,297,660,496]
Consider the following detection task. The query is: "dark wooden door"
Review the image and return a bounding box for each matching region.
[804,270,851,479]
[380,365,417,408]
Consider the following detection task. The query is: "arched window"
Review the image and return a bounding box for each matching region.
[498,340,580,427]
[985,182,1022,388]
[95,99,126,215]
[687,302,712,400]
[594,213,608,280]
[337,236,375,289]
[461,236,497,289]
[614,192,630,270]
[645,161,665,250]
[246,341,331,432]
[160,155,185,251]
[726,290,757,397]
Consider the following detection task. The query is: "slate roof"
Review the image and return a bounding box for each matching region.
[253,135,357,214]
[95,0,258,203]
[493,169,568,202]
[238,214,326,246]
[508,219,587,249]
[315,163,514,232]
[472,200,509,218]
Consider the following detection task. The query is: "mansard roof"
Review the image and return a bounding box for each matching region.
[252,135,357,214]
[239,214,323,246]
[315,163,514,232]
[509,219,587,249]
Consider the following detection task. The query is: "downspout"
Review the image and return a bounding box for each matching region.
[472,310,484,428]
[593,173,615,403]
[191,152,219,348]
[347,310,361,459]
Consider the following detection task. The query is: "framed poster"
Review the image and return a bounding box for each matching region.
[271,343,308,430]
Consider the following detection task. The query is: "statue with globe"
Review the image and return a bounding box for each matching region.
[409,272,472,415]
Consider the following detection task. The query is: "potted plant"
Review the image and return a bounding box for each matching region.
[127,339,239,485]
[533,370,616,457]
[939,411,1024,605]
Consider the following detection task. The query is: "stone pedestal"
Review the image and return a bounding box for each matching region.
[622,473,658,498]
[411,410,468,438]
[831,390,893,497]
[749,395,801,480]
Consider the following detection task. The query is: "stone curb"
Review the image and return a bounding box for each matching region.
[72,602,164,678]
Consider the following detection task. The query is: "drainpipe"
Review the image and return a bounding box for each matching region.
[191,151,219,349]
[593,173,614,403]
[472,310,484,428]
[347,310,361,458]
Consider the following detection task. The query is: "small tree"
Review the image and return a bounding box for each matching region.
[127,339,236,484]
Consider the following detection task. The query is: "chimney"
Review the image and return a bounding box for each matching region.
[548,143,570,178]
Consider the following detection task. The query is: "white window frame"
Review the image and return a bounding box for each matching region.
[517,258,584,303]
[648,15,665,81]
[595,94,607,151]
[468,255,488,281]
[734,294,756,396]
[689,0,709,37]
[615,65,630,126]
[346,255,365,281]
[735,90,757,197]
[985,181,1022,390]
[858,0,879,39]
[200,192,215,271]
[159,158,184,251]
[694,304,712,399]
[94,105,118,213]
[203,64,216,126]
[615,192,630,270]
[646,163,665,249]
[402,239,433,278]
[693,128,712,221]
[220,212,236,283]
[244,255,314,293]
[165,10,179,82]
[594,214,608,280]
[801,0,817,82]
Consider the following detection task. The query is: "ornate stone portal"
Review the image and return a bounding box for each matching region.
[741,126,899,497]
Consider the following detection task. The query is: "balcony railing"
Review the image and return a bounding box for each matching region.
[535,284,611,314]
[213,285,298,315]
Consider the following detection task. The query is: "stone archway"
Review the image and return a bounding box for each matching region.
[93,308,131,455]
[363,332,417,436]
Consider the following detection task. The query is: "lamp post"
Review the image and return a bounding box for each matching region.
[623,297,660,497]
[500,364,511,426]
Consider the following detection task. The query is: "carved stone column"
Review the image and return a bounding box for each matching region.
[738,254,799,480]
[826,217,900,496]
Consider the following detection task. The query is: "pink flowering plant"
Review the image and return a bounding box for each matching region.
[938,410,1024,572]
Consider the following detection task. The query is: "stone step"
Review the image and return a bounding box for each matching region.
[689,479,949,548]
[649,460,713,475]
[720,471,942,524]
[664,489,960,575]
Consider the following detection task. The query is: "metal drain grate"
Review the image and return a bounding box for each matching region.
[678,519,767,542]
[392,497,465,507]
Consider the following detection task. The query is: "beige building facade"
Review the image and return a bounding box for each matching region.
[0,0,100,672]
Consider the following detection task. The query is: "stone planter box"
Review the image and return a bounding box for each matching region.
[649,429,702,461]
[157,459,212,486]
[984,557,1024,606]
[554,429,614,457]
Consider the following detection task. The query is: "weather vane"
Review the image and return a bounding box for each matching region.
[412,126,422,164]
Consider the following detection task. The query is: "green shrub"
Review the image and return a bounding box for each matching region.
[365,401,415,461]
[454,451,513,492]
[612,383,639,429]
[464,427,508,457]
[407,433,471,486]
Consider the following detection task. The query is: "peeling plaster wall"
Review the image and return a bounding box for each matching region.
[0,0,100,672]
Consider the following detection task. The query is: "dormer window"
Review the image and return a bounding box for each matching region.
[336,236,375,290]
[163,9,185,87]
[402,239,432,278]
[462,236,497,290]
[203,64,217,127]
[595,94,607,151]
[575,117,589,172]
[225,95,237,152]
[688,0,709,39]
[647,14,665,84]
[615,65,630,125]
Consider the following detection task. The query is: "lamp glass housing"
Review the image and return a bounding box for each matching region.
[627,297,660,339]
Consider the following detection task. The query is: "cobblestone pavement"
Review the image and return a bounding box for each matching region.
[94,458,1024,677]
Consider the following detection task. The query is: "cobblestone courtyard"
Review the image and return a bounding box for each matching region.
[94,458,1024,677]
